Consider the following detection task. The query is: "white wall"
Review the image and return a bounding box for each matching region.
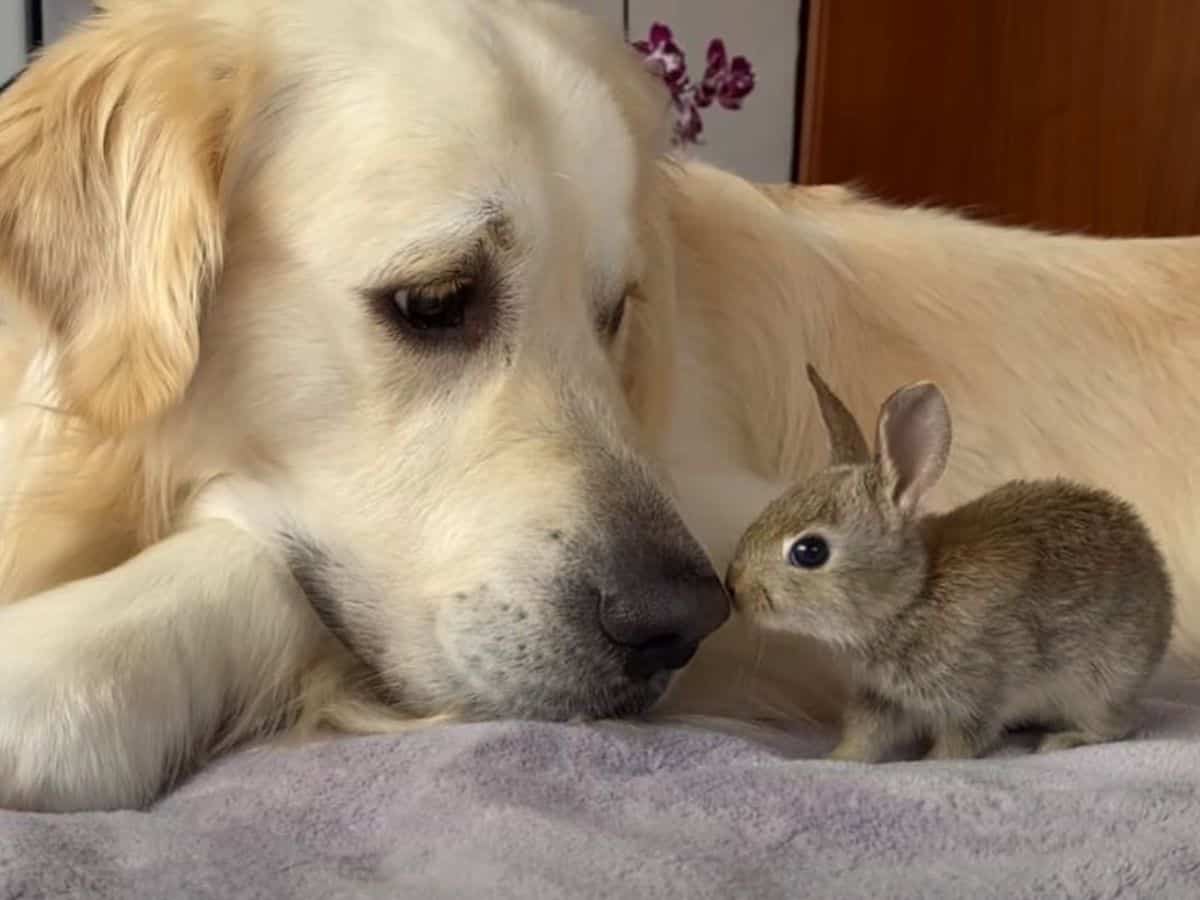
[559,0,624,35]
[41,0,90,43]
[630,0,799,182]
[1,0,26,85]
[26,0,799,181]
[562,0,801,182]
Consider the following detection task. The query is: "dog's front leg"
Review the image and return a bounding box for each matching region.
[0,520,325,812]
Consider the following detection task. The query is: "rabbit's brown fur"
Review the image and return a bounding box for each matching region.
[727,367,1174,762]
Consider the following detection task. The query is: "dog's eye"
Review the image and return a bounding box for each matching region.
[787,535,830,569]
[392,281,474,331]
[608,295,627,337]
[367,274,498,350]
[600,293,629,341]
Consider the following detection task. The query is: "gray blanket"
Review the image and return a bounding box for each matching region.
[4,680,1200,900]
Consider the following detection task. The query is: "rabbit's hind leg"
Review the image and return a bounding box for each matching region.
[1037,701,1135,754]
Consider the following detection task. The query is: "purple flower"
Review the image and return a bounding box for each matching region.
[719,55,755,110]
[674,101,704,145]
[703,40,727,86]
[697,39,755,111]
[631,23,756,148]
[632,22,687,87]
[691,41,721,108]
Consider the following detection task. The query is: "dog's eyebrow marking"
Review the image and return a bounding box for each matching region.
[484,208,516,254]
[365,205,515,289]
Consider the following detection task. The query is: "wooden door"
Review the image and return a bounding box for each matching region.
[797,0,1200,237]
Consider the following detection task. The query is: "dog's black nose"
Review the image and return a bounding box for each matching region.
[598,570,730,678]
[578,452,732,680]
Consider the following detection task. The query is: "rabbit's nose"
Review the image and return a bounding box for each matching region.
[724,561,747,610]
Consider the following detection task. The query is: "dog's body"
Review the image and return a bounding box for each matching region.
[1,0,1198,811]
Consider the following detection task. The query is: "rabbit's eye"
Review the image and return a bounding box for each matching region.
[788,535,830,569]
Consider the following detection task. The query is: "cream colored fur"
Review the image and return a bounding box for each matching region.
[1,0,1198,810]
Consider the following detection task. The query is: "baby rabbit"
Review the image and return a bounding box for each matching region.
[726,365,1174,763]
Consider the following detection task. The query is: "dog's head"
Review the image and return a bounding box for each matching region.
[0,0,729,719]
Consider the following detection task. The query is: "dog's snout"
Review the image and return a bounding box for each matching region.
[578,454,731,681]
[598,567,730,678]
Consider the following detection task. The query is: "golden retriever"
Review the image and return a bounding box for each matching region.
[1,0,1197,811]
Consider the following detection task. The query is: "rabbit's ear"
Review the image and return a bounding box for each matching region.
[875,381,951,515]
[806,365,870,465]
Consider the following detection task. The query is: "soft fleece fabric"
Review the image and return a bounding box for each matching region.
[4,679,1200,899]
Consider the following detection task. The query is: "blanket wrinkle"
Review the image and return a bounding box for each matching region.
[3,681,1200,899]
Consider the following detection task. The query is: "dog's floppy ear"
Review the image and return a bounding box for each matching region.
[0,8,257,433]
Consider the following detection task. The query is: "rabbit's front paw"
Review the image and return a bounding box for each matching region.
[924,719,999,761]
[827,694,909,763]
[828,738,882,763]
[828,717,894,763]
